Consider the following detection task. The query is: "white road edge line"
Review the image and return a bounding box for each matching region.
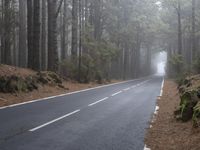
[0,77,149,110]
[160,79,165,97]
[144,144,151,150]
[123,88,130,91]
[29,109,80,132]
[111,91,122,97]
[143,78,164,150]
[154,106,160,115]
[88,97,109,107]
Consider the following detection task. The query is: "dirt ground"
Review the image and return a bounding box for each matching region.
[0,64,121,107]
[0,80,121,107]
[145,80,200,150]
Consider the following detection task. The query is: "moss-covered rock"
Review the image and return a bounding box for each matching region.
[0,75,38,93]
[25,76,38,91]
[176,90,200,122]
[0,71,64,93]
[193,102,200,127]
[37,71,62,85]
[0,76,8,92]
[48,72,62,84]
[175,75,200,125]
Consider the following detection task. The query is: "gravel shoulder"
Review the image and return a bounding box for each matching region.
[145,80,200,150]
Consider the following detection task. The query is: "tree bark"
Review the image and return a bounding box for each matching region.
[94,0,102,41]
[47,0,58,72]
[71,0,78,60]
[27,0,34,69]
[177,0,182,55]
[78,0,82,82]
[2,0,12,65]
[192,0,196,61]
[146,44,151,75]
[41,0,47,70]
[32,0,41,70]
[18,0,27,67]
[61,0,68,60]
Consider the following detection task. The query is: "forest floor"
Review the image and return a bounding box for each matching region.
[145,80,200,150]
[0,65,121,107]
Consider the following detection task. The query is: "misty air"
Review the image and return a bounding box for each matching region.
[0,0,200,150]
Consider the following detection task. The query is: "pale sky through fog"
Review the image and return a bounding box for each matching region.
[157,62,165,75]
[155,52,167,75]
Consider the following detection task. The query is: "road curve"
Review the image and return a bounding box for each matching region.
[0,76,163,150]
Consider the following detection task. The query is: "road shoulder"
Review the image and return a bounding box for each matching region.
[0,80,122,108]
[145,80,200,150]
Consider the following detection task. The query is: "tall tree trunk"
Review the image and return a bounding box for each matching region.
[78,0,82,82]
[61,0,68,60]
[85,0,89,28]
[134,28,141,78]
[71,0,78,60]
[192,0,196,61]
[47,0,58,72]
[2,0,12,65]
[41,0,47,70]
[146,45,151,75]
[123,43,128,80]
[177,0,182,55]
[1,0,5,63]
[19,0,27,67]
[27,0,34,69]
[31,0,41,70]
[94,0,102,40]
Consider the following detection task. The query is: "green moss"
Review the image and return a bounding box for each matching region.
[0,72,64,93]
[192,102,200,127]
[178,91,198,122]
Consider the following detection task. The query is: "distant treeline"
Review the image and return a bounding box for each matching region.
[162,0,200,77]
[0,0,170,82]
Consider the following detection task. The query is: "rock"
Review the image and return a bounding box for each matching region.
[0,71,65,93]
[58,84,65,89]
[176,90,199,122]
[37,72,49,84]
[193,102,200,128]
[0,76,8,92]
[197,89,200,98]
[48,72,62,84]
[25,76,38,91]
[36,71,63,85]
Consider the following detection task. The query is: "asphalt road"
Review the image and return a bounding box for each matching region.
[0,76,163,150]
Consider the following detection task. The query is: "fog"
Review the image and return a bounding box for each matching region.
[152,52,167,76]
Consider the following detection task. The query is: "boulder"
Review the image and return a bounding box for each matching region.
[175,75,200,125]
[0,71,64,93]
[37,71,62,85]
[193,102,200,128]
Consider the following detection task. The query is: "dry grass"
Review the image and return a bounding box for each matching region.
[0,64,36,77]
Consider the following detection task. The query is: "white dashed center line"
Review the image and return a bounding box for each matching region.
[123,88,130,91]
[111,91,122,97]
[88,97,109,107]
[29,79,152,132]
[29,109,80,132]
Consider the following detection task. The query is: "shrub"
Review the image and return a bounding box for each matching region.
[60,34,119,83]
[168,54,183,78]
[193,57,200,74]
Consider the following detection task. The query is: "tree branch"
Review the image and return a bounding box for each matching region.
[56,0,64,18]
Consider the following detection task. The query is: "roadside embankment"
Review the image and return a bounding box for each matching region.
[0,65,120,107]
[145,79,200,150]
